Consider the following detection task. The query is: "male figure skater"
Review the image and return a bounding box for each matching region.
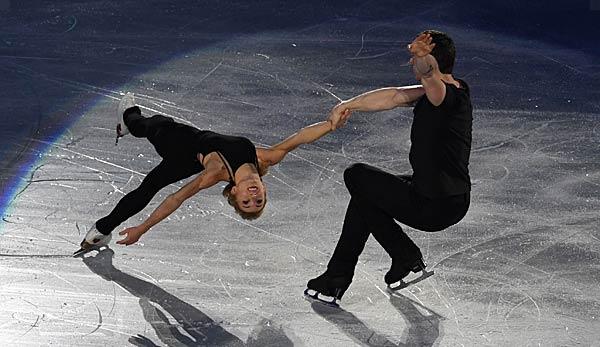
[305,31,473,306]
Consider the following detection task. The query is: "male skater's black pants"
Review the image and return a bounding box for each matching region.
[327,163,470,276]
[95,107,202,234]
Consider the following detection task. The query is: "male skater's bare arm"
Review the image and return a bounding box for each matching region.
[328,85,425,129]
[338,86,424,112]
[117,169,220,245]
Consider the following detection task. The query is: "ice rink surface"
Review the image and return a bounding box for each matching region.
[1,1,599,346]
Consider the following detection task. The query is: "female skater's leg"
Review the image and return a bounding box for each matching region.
[122,106,193,160]
[95,159,201,234]
[123,106,174,139]
[77,106,197,252]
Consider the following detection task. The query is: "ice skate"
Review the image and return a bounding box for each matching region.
[73,223,112,257]
[304,272,352,307]
[385,258,434,291]
[115,92,135,144]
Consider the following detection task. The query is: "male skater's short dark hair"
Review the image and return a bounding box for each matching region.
[421,30,455,74]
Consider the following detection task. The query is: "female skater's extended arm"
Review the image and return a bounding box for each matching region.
[117,169,220,245]
[257,120,333,167]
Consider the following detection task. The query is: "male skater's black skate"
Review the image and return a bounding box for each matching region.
[385,258,434,291]
[304,272,352,307]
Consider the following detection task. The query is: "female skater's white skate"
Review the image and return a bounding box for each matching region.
[115,92,135,144]
[73,224,112,257]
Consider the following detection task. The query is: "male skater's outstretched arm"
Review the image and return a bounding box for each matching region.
[328,33,450,128]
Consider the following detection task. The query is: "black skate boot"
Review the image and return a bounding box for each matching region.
[115,92,135,145]
[385,258,434,291]
[304,272,352,307]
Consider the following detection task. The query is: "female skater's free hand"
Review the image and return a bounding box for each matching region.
[116,225,147,245]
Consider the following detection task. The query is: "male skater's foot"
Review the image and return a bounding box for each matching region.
[73,223,112,257]
[115,92,135,143]
[304,271,352,307]
[385,258,434,291]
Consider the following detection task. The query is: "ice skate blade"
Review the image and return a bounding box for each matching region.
[303,288,340,308]
[73,244,108,258]
[387,269,434,291]
[115,127,125,145]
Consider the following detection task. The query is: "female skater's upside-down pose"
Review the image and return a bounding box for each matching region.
[75,93,338,255]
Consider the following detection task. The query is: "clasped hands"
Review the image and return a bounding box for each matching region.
[328,103,352,130]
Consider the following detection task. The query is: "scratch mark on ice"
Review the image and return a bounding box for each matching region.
[219,278,233,299]
[198,61,223,83]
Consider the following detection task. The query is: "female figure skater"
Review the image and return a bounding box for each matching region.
[75,93,338,256]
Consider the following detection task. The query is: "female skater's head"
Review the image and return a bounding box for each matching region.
[413,30,456,74]
[222,165,268,220]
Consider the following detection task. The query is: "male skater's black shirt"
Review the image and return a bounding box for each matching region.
[409,79,472,199]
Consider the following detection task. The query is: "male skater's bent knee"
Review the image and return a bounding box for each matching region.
[343,163,372,193]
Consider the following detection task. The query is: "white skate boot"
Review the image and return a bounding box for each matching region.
[73,223,112,257]
[115,92,136,144]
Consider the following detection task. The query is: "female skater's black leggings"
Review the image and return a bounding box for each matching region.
[95,107,202,234]
[327,163,470,276]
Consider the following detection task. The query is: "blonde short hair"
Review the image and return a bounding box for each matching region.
[222,183,267,220]
[221,163,268,220]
